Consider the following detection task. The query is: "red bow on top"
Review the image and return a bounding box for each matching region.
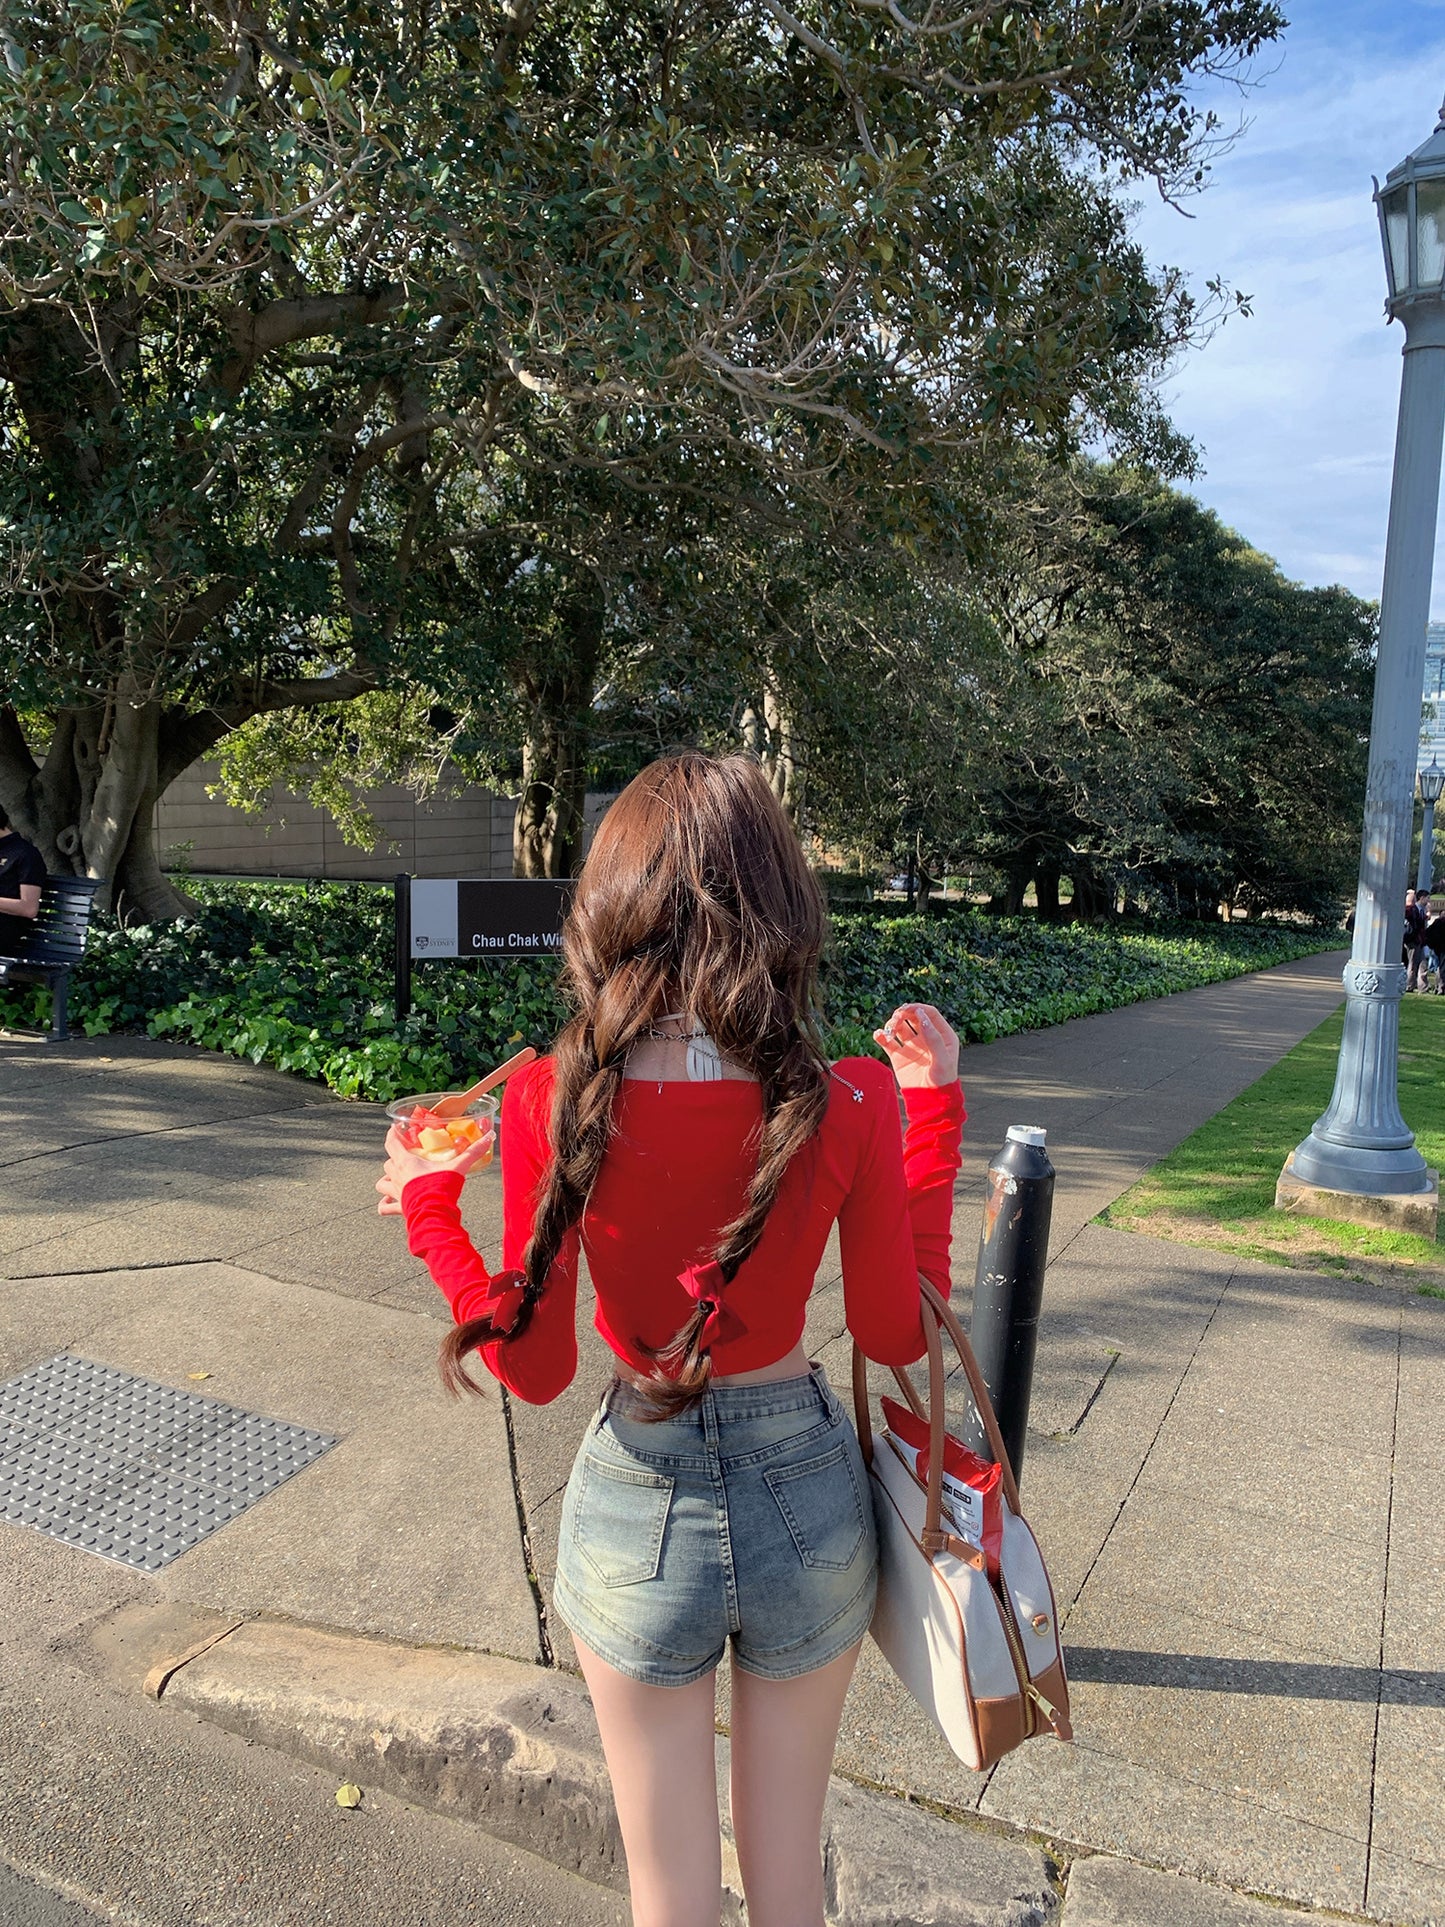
[678,1259,743,1351]
[486,1269,532,1336]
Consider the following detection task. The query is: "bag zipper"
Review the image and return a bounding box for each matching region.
[991,1586,1038,1738]
[995,1583,1067,1736]
[1025,1679,1066,1732]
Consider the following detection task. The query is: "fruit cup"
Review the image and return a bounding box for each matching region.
[384,1092,499,1164]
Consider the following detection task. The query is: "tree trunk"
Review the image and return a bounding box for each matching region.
[1070,869,1113,920]
[512,593,603,880]
[0,698,216,922]
[514,722,589,878]
[111,782,198,923]
[1001,864,1028,915]
[1035,862,1061,921]
[740,675,804,828]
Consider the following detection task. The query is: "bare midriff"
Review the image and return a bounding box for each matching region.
[618,1339,811,1393]
[711,1339,812,1385]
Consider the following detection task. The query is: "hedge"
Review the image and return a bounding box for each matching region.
[0,879,1342,1103]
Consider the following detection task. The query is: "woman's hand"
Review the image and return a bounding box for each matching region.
[873,1003,960,1090]
[376,1121,495,1217]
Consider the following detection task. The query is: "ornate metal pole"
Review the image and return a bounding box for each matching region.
[1288,107,1445,1201]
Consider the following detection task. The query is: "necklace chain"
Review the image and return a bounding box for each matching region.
[638,1009,708,1043]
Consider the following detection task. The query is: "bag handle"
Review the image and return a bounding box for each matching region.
[852,1277,1023,1536]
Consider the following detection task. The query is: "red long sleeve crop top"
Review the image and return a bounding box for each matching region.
[401,1052,965,1405]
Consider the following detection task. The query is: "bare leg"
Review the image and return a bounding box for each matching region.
[728,1640,863,1927]
[573,1636,723,1927]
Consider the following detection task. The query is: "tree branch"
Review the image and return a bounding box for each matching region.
[217,288,404,396]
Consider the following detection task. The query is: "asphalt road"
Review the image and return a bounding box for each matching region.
[0,1864,107,1924]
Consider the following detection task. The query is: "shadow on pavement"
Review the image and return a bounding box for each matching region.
[1066,1647,1445,1703]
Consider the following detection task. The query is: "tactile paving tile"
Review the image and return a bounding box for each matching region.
[0,1354,338,1571]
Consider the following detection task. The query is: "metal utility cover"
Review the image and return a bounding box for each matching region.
[0,1354,338,1571]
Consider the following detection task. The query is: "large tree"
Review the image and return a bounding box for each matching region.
[954,467,1376,917]
[1,0,1282,912]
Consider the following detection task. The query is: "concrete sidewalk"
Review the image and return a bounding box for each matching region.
[4,948,1444,1925]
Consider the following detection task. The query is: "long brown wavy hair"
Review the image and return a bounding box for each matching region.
[440,749,832,1414]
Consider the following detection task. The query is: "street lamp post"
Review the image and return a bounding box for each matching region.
[1287,104,1445,1203]
[1417,761,1444,893]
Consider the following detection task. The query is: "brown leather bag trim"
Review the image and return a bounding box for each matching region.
[974,1693,1029,1769]
[878,1436,988,1570]
[917,1278,1022,1514]
[919,1527,985,1570]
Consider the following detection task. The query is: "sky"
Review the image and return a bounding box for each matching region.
[1129,0,1445,609]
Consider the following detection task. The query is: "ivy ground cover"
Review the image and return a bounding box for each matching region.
[0,880,1342,1104]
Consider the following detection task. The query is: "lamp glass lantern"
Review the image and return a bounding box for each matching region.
[1420,761,1445,805]
[1376,108,1445,312]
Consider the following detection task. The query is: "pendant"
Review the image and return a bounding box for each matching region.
[687,1032,724,1082]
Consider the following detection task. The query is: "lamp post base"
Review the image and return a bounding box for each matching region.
[1276,1154,1439,1240]
[1287,963,1432,1196]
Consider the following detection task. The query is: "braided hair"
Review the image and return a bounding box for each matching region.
[439,750,831,1414]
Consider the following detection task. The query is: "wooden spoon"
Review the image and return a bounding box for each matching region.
[432,1046,538,1118]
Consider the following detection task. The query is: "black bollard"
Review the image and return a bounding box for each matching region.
[964,1125,1055,1486]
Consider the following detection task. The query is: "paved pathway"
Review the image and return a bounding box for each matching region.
[4,948,1445,1924]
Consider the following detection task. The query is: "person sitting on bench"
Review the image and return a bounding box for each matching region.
[0,803,45,955]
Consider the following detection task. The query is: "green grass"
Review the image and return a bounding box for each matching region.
[1102,994,1445,1290]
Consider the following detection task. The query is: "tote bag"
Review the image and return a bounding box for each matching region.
[852,1278,1072,1772]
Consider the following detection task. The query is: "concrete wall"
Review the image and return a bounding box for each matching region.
[156,763,618,881]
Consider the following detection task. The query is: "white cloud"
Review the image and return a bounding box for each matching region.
[1131,27,1445,607]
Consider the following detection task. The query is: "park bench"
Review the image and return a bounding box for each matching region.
[0,874,102,1042]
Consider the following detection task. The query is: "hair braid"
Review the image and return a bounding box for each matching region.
[438,1021,631,1396]
[439,968,668,1395]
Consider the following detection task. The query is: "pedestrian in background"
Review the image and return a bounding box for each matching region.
[1405,887,1429,989]
[1421,910,1445,993]
[1420,892,1441,990]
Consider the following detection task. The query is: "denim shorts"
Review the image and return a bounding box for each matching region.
[553,1365,878,1687]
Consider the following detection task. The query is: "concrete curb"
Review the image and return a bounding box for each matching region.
[110,1607,1059,1927]
[94,1606,1385,1927]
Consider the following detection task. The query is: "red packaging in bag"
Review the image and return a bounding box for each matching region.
[880,1396,1004,1579]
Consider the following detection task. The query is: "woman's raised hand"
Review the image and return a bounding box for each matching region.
[376,1120,495,1216]
[873,1003,960,1090]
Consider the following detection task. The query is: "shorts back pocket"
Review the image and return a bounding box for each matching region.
[764,1441,866,1572]
[572,1454,674,1587]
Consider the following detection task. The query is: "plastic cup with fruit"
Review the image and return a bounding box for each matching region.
[384,1093,498,1164]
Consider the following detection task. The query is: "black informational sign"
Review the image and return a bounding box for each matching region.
[393,875,573,1017]
[409,878,572,957]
